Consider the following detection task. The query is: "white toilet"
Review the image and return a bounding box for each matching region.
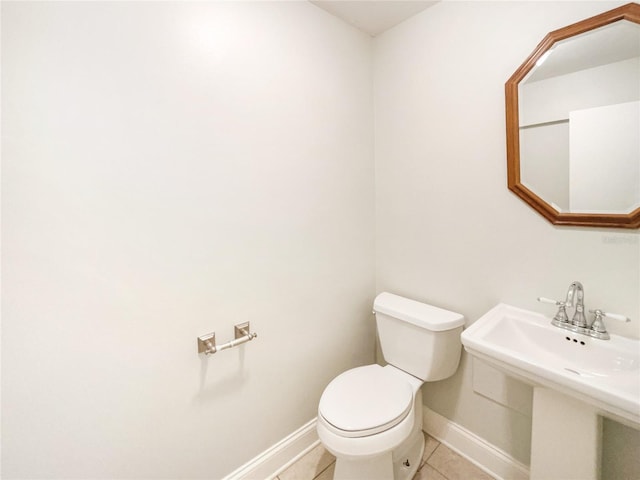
[317,292,464,480]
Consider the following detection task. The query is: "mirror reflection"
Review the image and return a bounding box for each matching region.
[518,20,640,215]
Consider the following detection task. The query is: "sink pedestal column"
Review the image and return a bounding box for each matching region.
[531,387,602,480]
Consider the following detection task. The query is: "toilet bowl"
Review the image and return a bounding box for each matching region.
[317,365,425,480]
[317,292,464,480]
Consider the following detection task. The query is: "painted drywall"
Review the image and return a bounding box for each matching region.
[520,57,640,126]
[519,57,640,211]
[373,0,639,473]
[520,121,570,211]
[570,101,640,212]
[1,2,374,478]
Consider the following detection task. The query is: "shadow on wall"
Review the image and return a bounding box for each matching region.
[195,351,249,402]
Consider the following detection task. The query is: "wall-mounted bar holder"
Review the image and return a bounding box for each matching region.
[197,322,258,355]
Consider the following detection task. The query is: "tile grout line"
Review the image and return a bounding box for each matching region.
[416,437,442,475]
[423,444,451,480]
[415,450,432,474]
[311,459,336,480]
[412,436,442,479]
[424,443,497,480]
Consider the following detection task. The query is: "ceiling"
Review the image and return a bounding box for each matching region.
[309,1,439,36]
[526,20,640,83]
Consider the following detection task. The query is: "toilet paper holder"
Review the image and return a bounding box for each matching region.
[197,322,258,355]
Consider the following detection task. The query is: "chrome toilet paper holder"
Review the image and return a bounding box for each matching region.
[197,322,257,355]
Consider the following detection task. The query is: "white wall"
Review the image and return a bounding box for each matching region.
[373,0,639,473]
[570,101,640,213]
[519,57,640,126]
[1,2,374,478]
[520,121,570,211]
[518,57,640,211]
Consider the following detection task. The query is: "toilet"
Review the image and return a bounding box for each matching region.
[317,292,464,480]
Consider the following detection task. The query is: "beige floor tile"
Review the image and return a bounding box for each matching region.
[279,444,336,480]
[426,444,495,480]
[421,433,440,466]
[413,463,448,480]
[313,461,335,480]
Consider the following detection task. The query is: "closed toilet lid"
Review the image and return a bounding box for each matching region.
[318,365,413,437]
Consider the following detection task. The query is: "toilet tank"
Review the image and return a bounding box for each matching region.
[373,292,465,381]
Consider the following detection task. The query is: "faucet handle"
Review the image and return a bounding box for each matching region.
[588,309,631,340]
[538,297,570,325]
[588,309,631,325]
[538,297,565,306]
[588,310,631,323]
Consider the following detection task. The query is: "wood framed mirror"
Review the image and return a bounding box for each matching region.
[506,3,640,229]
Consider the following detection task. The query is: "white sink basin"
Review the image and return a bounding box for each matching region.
[461,303,640,427]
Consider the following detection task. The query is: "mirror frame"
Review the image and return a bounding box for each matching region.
[506,2,640,229]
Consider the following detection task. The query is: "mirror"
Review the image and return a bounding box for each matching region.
[506,3,640,228]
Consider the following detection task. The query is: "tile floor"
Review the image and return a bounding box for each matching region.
[276,433,495,480]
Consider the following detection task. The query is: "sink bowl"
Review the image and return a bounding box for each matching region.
[461,303,640,426]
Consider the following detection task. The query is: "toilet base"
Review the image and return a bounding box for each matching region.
[334,451,393,480]
[392,427,424,480]
[332,426,424,480]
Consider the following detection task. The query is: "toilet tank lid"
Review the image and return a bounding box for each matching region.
[373,292,465,331]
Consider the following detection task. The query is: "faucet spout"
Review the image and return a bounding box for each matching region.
[566,281,587,328]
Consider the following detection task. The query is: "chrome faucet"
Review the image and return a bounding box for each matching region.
[539,281,632,340]
[565,281,587,328]
[538,281,585,328]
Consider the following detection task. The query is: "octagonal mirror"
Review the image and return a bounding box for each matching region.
[506,3,640,228]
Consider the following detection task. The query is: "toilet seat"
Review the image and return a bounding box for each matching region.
[318,365,413,438]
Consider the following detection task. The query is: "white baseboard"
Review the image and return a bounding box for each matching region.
[222,418,319,480]
[422,406,530,480]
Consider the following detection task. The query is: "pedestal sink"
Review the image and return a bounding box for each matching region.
[461,304,639,480]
